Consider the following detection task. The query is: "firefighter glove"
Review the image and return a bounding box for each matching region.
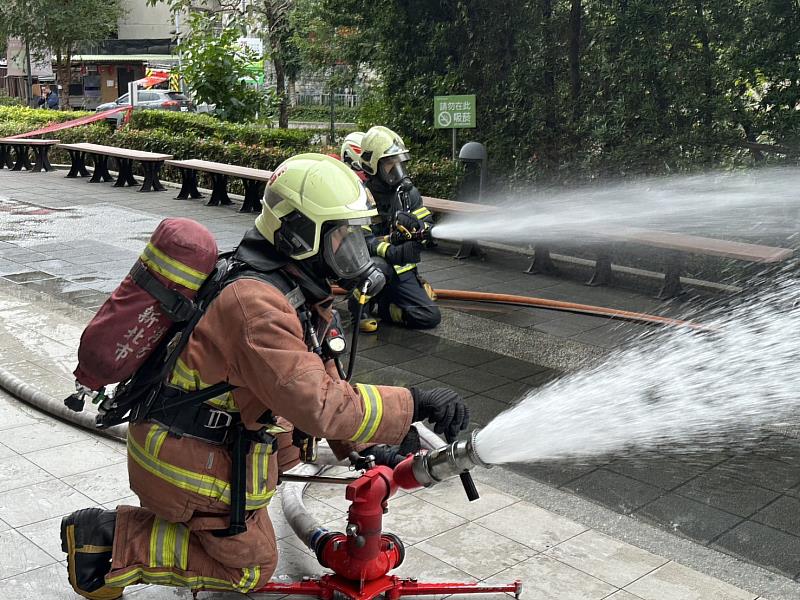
[360,426,421,468]
[410,388,470,442]
[395,211,422,234]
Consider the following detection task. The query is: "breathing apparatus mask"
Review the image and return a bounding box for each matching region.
[322,221,386,297]
[378,153,412,189]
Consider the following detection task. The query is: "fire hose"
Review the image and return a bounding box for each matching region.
[332,286,707,330]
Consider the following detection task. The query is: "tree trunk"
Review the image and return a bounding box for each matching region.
[541,0,558,163]
[287,75,296,107]
[694,0,714,130]
[273,54,288,128]
[62,47,73,109]
[568,0,582,120]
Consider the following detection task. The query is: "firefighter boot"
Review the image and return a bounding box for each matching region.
[61,508,123,600]
[359,317,379,333]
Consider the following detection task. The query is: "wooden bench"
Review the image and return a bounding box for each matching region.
[560,228,794,299]
[0,138,59,172]
[57,143,173,192]
[164,159,272,213]
[419,196,793,299]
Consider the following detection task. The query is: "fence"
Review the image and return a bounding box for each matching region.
[295,93,360,107]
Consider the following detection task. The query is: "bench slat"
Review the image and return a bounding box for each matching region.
[0,138,60,145]
[612,228,793,263]
[165,159,272,181]
[57,143,172,161]
[422,196,494,214]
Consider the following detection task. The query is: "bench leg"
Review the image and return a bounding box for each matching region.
[66,150,91,178]
[453,240,486,260]
[240,179,265,213]
[140,161,167,192]
[176,168,204,200]
[31,146,53,172]
[524,244,559,275]
[114,158,138,187]
[586,247,614,286]
[0,146,13,170]
[89,155,113,183]
[657,252,686,300]
[11,145,33,171]
[207,174,232,206]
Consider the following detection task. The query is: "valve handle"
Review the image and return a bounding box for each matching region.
[460,471,480,502]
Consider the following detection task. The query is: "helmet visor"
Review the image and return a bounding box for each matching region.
[378,154,411,187]
[323,223,372,279]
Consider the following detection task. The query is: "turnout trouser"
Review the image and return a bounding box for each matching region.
[105,506,276,593]
[351,266,440,329]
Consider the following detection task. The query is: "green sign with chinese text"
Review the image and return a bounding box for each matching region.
[434,94,476,129]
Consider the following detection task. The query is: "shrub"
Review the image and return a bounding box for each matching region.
[129,111,222,138]
[410,159,464,199]
[0,106,93,127]
[0,94,25,107]
[127,110,317,149]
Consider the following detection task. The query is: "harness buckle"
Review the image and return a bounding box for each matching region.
[205,409,234,430]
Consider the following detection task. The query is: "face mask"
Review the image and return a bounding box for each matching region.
[378,155,410,187]
[322,224,386,296]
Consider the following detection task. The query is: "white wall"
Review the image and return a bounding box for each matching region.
[118,0,173,40]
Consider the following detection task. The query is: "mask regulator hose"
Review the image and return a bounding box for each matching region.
[345,266,385,381]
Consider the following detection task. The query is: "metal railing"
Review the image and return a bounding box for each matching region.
[295,93,360,107]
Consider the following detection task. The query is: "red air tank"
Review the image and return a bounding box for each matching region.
[73,218,218,390]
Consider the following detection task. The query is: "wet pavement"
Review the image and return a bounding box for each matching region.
[0,168,799,596]
[0,285,782,600]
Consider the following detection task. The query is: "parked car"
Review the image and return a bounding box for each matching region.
[96,90,194,113]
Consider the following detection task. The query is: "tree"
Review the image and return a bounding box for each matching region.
[180,13,269,122]
[0,0,124,107]
[148,0,296,127]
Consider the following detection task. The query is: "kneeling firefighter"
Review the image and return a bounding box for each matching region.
[347,125,439,332]
[60,154,469,599]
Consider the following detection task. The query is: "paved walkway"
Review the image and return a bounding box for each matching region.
[0,287,779,600]
[0,168,799,598]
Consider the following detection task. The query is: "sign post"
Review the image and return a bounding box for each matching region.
[434,94,476,159]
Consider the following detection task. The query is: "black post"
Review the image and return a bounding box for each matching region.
[25,38,34,109]
[329,81,336,145]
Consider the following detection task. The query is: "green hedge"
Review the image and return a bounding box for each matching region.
[128,111,317,149]
[410,159,464,199]
[0,106,94,126]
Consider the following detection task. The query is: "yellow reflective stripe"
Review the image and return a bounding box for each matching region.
[412,207,431,219]
[174,522,189,571]
[361,225,373,233]
[169,358,238,412]
[148,518,163,568]
[252,442,263,495]
[106,567,244,591]
[376,242,390,258]
[127,427,275,509]
[362,386,383,442]
[389,304,403,323]
[351,384,383,443]
[140,242,208,291]
[238,566,261,592]
[152,427,168,456]
[394,263,416,274]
